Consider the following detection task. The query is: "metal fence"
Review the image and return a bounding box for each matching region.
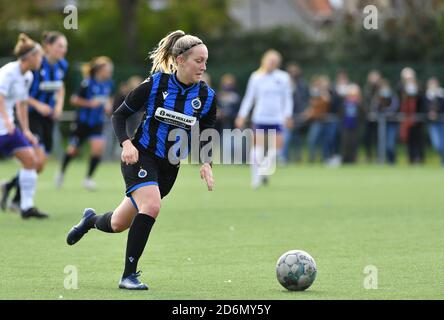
[52,111,120,162]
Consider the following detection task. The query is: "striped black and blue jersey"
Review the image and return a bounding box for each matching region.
[112,72,217,160]
[75,78,114,127]
[29,57,68,113]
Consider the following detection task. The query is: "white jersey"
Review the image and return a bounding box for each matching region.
[0,61,33,135]
[238,69,293,125]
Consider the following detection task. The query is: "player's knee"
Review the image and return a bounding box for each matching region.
[111,219,128,233]
[35,160,45,173]
[92,146,104,156]
[22,154,38,170]
[139,202,161,218]
[67,146,77,156]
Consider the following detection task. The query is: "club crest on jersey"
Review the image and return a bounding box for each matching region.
[191,97,201,110]
[56,69,65,79]
[138,168,147,178]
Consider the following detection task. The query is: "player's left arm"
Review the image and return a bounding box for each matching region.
[54,61,69,120]
[105,97,114,115]
[199,96,217,191]
[17,73,38,145]
[53,84,65,120]
[16,100,37,146]
[105,82,115,115]
[283,74,294,128]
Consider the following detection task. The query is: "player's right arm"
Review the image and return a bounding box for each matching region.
[0,71,15,134]
[112,77,153,165]
[16,100,38,145]
[27,97,53,117]
[0,94,14,134]
[235,73,257,128]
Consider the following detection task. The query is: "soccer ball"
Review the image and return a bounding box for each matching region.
[276,250,317,291]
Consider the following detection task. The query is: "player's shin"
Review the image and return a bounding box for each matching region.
[5,173,19,191]
[61,153,73,174]
[11,173,21,205]
[122,213,155,278]
[87,156,101,178]
[18,168,37,211]
[91,211,114,233]
[250,146,264,187]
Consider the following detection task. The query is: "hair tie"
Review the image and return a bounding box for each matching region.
[18,43,41,60]
[178,41,203,55]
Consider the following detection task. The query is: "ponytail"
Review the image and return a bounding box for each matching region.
[14,33,39,59]
[149,30,203,74]
[149,30,185,74]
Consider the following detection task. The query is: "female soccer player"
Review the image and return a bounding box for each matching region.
[2,31,68,210]
[235,49,293,188]
[56,56,114,190]
[66,30,216,290]
[0,34,48,218]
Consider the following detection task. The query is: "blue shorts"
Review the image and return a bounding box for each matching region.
[252,123,283,134]
[0,128,32,157]
[69,122,104,148]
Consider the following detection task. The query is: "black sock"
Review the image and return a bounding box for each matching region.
[61,153,73,174]
[122,214,156,278]
[5,174,19,191]
[89,211,114,233]
[12,180,20,203]
[87,156,101,178]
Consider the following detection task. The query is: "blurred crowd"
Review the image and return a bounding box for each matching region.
[212,65,444,166]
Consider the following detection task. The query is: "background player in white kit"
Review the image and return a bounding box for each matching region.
[0,34,48,218]
[235,49,293,188]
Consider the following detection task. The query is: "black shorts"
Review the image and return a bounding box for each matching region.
[69,122,104,148]
[121,149,179,202]
[29,112,54,154]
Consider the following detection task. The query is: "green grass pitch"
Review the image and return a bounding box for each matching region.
[0,159,443,300]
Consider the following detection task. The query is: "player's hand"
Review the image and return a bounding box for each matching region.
[52,108,62,120]
[5,119,15,135]
[200,163,214,191]
[104,100,113,115]
[37,102,53,117]
[23,129,38,146]
[235,116,245,129]
[121,140,139,165]
[285,117,294,129]
[89,99,102,108]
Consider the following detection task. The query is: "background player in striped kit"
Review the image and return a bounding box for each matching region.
[235,49,293,188]
[1,31,68,211]
[0,34,48,218]
[56,56,114,190]
[66,30,216,290]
